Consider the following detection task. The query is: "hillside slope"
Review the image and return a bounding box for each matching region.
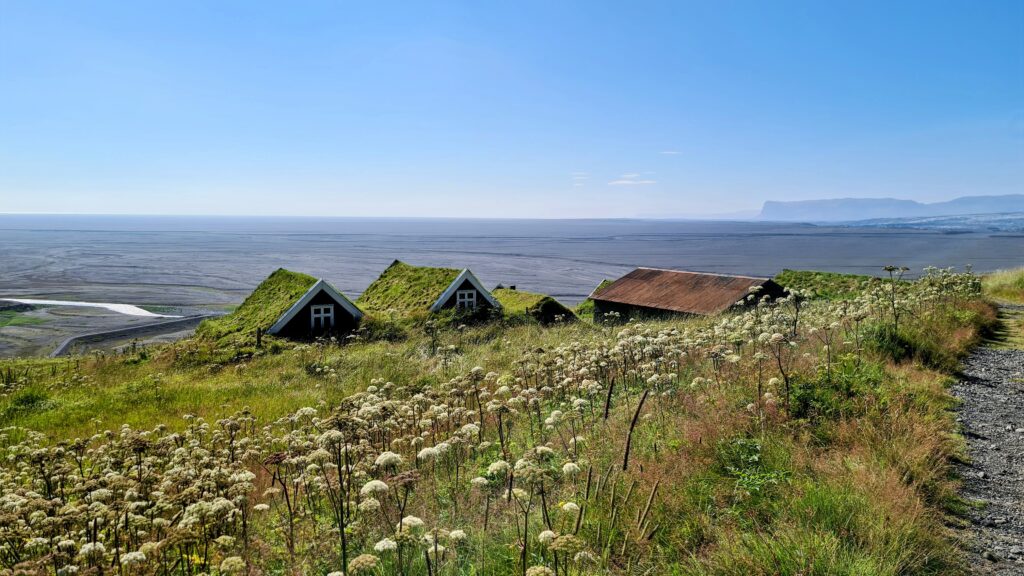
[0,268,998,575]
[195,267,317,341]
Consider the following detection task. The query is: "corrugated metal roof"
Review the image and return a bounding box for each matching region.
[590,267,778,315]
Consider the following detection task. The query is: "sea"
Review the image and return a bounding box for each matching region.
[1,214,1022,313]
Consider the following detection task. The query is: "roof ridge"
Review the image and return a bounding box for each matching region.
[634,266,770,281]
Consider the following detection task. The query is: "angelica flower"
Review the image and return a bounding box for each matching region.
[417,447,439,462]
[348,553,379,574]
[120,551,146,565]
[397,515,425,532]
[360,479,389,496]
[487,460,510,476]
[375,451,403,467]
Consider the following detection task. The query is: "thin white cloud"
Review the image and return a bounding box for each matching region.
[608,178,657,186]
[660,150,680,155]
[620,173,640,178]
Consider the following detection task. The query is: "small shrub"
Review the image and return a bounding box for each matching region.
[357,316,408,342]
[2,388,54,419]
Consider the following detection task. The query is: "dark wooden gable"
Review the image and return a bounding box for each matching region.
[436,278,494,311]
[275,287,360,339]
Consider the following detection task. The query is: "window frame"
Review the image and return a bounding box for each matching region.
[455,289,477,310]
[310,303,335,330]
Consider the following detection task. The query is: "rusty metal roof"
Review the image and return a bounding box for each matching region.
[590,267,779,315]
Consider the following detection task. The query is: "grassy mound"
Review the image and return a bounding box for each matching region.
[493,288,575,324]
[196,268,317,341]
[574,279,613,319]
[983,267,1024,303]
[775,269,882,300]
[356,260,461,316]
[0,310,45,328]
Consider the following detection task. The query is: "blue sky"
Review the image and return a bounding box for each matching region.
[1,1,1021,217]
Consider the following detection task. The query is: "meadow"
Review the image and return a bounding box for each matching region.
[0,267,1013,576]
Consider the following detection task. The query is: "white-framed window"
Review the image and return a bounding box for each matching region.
[311,304,335,330]
[456,289,477,310]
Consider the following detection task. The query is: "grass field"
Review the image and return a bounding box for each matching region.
[773,269,882,301]
[0,309,46,328]
[980,268,1024,349]
[0,268,1003,575]
[982,267,1024,303]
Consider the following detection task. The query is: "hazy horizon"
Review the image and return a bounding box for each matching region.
[2,192,1022,221]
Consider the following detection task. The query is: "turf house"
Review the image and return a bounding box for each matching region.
[357,260,501,317]
[267,278,363,339]
[492,286,575,324]
[195,269,363,343]
[590,267,788,320]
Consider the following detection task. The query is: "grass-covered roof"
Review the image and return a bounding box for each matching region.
[574,279,614,319]
[493,288,575,324]
[196,268,318,341]
[356,260,462,315]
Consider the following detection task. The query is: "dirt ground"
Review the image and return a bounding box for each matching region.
[953,305,1024,574]
[0,303,207,358]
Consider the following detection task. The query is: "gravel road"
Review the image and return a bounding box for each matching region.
[953,304,1024,574]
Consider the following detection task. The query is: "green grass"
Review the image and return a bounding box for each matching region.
[0,321,612,438]
[195,268,317,342]
[980,268,1024,349]
[987,306,1024,350]
[0,310,46,328]
[982,267,1024,303]
[774,269,880,301]
[0,271,994,575]
[574,278,613,319]
[775,269,883,300]
[356,260,462,316]
[492,288,575,323]
[0,343,428,437]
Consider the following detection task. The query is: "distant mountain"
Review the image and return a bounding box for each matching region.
[760,194,1024,222]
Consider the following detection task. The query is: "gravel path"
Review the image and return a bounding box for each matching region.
[952,304,1024,574]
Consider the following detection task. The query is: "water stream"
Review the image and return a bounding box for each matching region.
[1,298,179,318]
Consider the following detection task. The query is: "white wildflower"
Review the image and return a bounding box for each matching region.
[360,479,389,496]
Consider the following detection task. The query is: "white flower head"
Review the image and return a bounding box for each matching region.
[397,515,425,532]
[360,479,389,496]
[375,451,404,467]
[374,537,398,552]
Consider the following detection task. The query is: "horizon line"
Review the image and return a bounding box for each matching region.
[0,211,762,222]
